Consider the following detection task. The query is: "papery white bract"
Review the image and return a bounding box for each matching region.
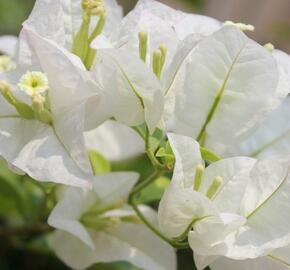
[92,49,164,133]
[158,133,290,269]
[85,120,145,162]
[48,172,177,270]
[165,26,286,155]
[211,245,290,270]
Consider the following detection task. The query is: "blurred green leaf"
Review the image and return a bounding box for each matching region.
[200,147,221,163]
[89,150,111,175]
[90,261,141,270]
[138,176,170,204]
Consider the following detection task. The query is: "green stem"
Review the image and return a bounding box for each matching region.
[128,171,189,249]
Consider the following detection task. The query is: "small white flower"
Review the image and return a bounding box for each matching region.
[18,71,49,96]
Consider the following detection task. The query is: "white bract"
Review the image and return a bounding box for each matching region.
[91,49,164,133]
[0,26,108,187]
[48,172,177,270]
[226,96,290,158]
[92,0,221,64]
[211,244,290,270]
[164,26,290,156]
[85,120,145,162]
[225,50,290,158]
[158,133,290,269]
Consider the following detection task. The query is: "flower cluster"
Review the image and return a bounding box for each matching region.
[0,0,290,270]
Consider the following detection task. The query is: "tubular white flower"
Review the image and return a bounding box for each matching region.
[18,71,49,96]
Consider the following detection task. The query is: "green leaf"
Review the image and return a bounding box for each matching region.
[200,147,221,163]
[138,176,170,204]
[0,160,25,217]
[88,150,111,175]
[89,261,141,270]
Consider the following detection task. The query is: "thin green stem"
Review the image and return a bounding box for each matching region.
[129,171,189,249]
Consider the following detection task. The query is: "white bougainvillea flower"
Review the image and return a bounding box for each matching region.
[85,120,145,162]
[165,26,290,156]
[211,245,290,270]
[158,133,290,269]
[0,26,108,187]
[22,0,122,53]
[91,49,164,133]
[48,172,177,270]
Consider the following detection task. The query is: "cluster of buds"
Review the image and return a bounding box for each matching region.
[224,20,255,32]
[82,0,105,16]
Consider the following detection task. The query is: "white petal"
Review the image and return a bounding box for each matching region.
[225,97,290,158]
[22,0,66,47]
[48,187,96,248]
[167,133,203,187]
[0,35,18,57]
[116,10,179,67]
[85,120,145,161]
[211,255,290,270]
[0,118,91,187]
[51,223,177,270]
[199,157,256,214]
[50,230,100,270]
[225,157,290,259]
[132,0,221,39]
[174,15,221,40]
[92,172,139,205]
[93,49,164,133]
[189,213,246,258]
[163,34,202,123]
[273,50,290,102]
[158,184,217,238]
[170,26,279,155]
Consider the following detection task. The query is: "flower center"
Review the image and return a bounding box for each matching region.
[18,71,49,96]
